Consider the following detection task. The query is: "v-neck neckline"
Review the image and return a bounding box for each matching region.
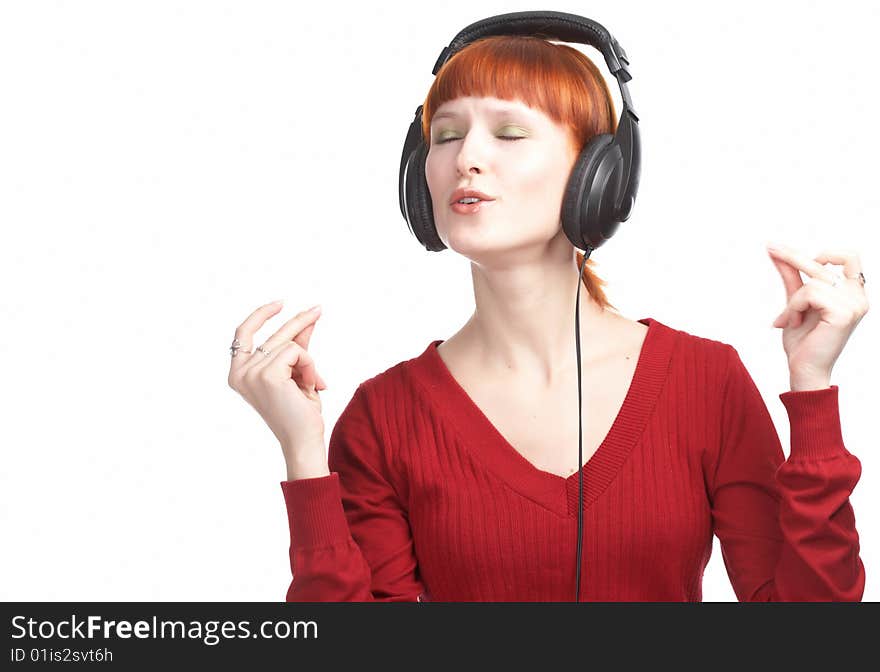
[406,317,677,517]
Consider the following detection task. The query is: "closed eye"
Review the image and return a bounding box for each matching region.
[435,136,526,145]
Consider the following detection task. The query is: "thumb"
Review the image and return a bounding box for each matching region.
[294,310,320,350]
[768,251,801,300]
[293,313,327,389]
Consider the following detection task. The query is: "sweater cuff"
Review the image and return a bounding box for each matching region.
[279,472,352,550]
[778,384,846,461]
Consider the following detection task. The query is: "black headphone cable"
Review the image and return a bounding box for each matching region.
[575,246,593,602]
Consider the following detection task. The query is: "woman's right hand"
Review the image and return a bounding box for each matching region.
[227,301,330,470]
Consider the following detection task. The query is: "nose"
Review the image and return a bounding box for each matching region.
[454,131,486,177]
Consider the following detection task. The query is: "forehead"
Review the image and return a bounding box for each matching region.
[431,97,540,123]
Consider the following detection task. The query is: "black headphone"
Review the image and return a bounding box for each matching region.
[398,10,641,602]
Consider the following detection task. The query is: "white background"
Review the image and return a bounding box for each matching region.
[1,0,876,602]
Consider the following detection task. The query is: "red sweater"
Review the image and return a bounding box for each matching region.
[279,317,865,601]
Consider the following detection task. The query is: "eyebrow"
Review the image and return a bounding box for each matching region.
[431,106,530,123]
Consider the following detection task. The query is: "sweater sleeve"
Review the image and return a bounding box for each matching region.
[279,383,426,602]
[706,344,865,601]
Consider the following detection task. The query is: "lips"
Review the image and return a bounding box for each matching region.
[450,199,494,215]
[450,187,495,205]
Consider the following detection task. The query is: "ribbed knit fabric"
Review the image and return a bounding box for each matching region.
[279,317,865,602]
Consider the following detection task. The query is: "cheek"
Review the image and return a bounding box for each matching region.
[514,160,572,222]
[424,153,440,192]
[515,160,560,199]
[423,156,447,218]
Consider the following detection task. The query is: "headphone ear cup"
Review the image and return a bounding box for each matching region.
[561,133,625,251]
[404,142,447,252]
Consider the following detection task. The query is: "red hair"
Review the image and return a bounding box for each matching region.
[420,35,619,312]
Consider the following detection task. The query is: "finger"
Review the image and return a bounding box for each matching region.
[316,374,328,390]
[230,300,284,373]
[256,309,328,390]
[295,317,318,352]
[295,321,328,389]
[767,245,840,288]
[259,304,322,356]
[775,284,820,330]
[266,307,327,389]
[813,250,863,280]
[774,281,844,330]
[773,284,812,330]
[767,249,804,301]
[774,309,804,329]
[253,340,320,392]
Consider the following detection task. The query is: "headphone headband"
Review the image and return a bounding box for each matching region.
[430,10,636,117]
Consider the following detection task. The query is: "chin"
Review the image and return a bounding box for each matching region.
[439,219,498,250]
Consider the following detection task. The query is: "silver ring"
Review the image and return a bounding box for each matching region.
[229,338,253,357]
[256,345,272,357]
[850,271,867,287]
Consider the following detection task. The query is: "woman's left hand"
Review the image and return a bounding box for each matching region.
[767,244,869,391]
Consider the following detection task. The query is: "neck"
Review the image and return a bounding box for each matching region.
[461,252,618,387]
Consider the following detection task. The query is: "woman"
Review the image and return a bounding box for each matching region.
[227,35,868,601]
